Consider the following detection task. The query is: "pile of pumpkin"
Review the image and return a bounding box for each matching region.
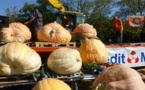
[0,22,109,90]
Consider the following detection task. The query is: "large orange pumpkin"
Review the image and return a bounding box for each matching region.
[73,23,97,37]
[79,37,108,64]
[0,22,31,43]
[32,78,72,90]
[37,23,71,42]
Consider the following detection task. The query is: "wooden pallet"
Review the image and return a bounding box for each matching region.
[55,42,76,47]
[35,42,55,47]
[34,42,76,47]
[0,41,76,47]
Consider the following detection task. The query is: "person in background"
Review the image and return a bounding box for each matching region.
[113,16,124,43]
[24,7,43,41]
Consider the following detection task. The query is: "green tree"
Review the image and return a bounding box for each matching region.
[5,6,21,23]
[60,0,115,21]
[115,0,145,18]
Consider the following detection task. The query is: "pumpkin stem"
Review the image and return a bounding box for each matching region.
[50,29,55,34]
[11,33,15,36]
[50,29,55,37]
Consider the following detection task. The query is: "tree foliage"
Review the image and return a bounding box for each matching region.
[5,6,20,23]
[115,0,145,18]
[60,0,115,21]
[18,3,37,33]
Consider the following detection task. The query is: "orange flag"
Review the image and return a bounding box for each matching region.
[128,16,144,27]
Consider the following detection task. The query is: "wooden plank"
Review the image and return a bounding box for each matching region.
[34,42,55,47]
[0,76,35,85]
[55,42,76,47]
[0,80,34,84]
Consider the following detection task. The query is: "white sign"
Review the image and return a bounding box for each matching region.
[107,46,145,67]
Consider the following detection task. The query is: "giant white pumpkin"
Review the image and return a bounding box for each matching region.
[47,48,82,74]
[0,42,41,75]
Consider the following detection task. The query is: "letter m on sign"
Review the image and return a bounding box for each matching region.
[141,52,145,62]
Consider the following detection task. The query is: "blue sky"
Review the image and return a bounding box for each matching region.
[0,0,36,16]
